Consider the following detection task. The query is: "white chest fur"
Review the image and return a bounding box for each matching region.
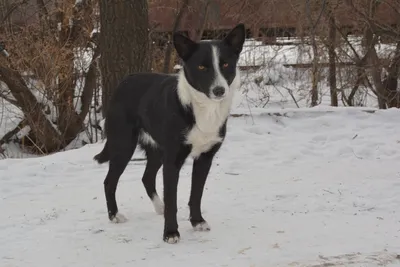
[177,68,240,159]
[185,99,229,158]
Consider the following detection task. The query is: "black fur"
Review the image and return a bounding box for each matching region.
[94,23,246,243]
[173,26,244,100]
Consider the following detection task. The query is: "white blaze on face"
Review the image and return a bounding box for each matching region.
[210,45,229,98]
[175,45,241,159]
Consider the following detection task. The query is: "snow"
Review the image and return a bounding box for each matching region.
[0,99,22,139]
[1,35,400,266]
[1,36,394,156]
[239,36,397,67]
[1,108,400,266]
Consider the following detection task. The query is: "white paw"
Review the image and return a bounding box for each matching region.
[111,212,128,223]
[193,221,211,231]
[165,236,180,244]
[152,194,164,215]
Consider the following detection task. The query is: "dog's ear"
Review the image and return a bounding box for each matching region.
[173,33,197,61]
[223,23,246,55]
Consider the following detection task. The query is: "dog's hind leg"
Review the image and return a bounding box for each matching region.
[141,147,163,215]
[104,128,139,223]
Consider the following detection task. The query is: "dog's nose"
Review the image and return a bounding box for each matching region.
[212,86,225,97]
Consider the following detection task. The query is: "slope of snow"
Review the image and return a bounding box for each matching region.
[1,108,400,267]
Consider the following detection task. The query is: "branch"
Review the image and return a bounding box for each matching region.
[305,0,327,33]
[344,0,399,39]
[0,119,25,145]
[364,28,387,108]
[346,67,365,106]
[36,0,53,34]
[79,46,100,122]
[36,0,49,18]
[163,0,190,73]
[0,0,29,26]
[323,6,361,62]
[0,92,19,106]
[383,0,400,17]
[194,0,211,42]
[305,0,326,107]
[0,57,64,151]
[387,41,400,78]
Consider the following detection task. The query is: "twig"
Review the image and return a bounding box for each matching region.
[0,0,29,25]
[305,0,326,107]
[351,148,363,159]
[305,0,327,31]
[22,132,46,155]
[162,0,190,73]
[0,120,25,145]
[323,189,334,194]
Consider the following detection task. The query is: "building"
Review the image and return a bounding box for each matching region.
[149,0,399,40]
[2,0,399,41]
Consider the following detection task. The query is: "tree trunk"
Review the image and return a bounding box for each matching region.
[383,41,400,108]
[306,1,320,107]
[0,62,64,152]
[346,66,364,106]
[310,40,319,107]
[194,0,211,42]
[0,0,98,153]
[99,0,149,117]
[364,27,387,109]
[52,0,96,145]
[328,12,338,107]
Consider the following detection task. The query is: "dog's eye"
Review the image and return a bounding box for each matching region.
[222,63,229,68]
[198,65,206,70]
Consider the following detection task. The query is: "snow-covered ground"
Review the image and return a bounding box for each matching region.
[1,107,400,266]
[0,37,392,156]
[1,37,400,266]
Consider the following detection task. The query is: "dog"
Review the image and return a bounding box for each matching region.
[94,23,246,244]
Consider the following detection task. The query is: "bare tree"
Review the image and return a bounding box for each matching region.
[0,0,99,153]
[99,0,150,116]
[162,0,190,73]
[326,4,338,106]
[193,0,211,41]
[305,0,326,107]
[344,0,400,108]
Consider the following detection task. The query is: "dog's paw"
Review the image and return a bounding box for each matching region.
[110,212,128,223]
[163,231,180,244]
[152,194,164,215]
[193,221,211,231]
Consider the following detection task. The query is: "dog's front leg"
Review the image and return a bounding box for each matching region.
[162,162,181,244]
[189,145,220,231]
[162,144,190,244]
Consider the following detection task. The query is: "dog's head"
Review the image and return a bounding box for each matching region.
[173,24,245,101]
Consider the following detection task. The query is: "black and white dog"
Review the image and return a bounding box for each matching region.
[94,24,246,244]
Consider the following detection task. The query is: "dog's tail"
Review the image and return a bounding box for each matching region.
[94,140,109,164]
